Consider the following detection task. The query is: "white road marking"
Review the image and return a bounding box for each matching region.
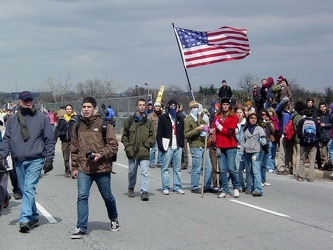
[115,162,128,169]
[36,202,57,224]
[230,199,290,218]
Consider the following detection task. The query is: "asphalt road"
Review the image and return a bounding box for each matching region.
[1,140,333,250]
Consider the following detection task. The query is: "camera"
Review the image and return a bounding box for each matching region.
[86,150,96,161]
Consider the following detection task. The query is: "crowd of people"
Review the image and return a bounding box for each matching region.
[1,78,333,238]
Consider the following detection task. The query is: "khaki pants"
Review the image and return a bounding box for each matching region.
[209,147,219,188]
[61,141,71,172]
[277,137,293,170]
[319,141,329,166]
[292,143,300,176]
[299,145,317,180]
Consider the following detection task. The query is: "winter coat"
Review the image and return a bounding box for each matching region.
[156,113,184,152]
[241,125,266,153]
[317,110,331,142]
[121,113,155,160]
[275,101,291,137]
[218,85,232,99]
[54,115,78,142]
[213,113,238,149]
[147,111,160,137]
[184,114,206,148]
[71,113,118,174]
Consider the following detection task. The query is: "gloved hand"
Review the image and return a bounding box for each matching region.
[282,96,289,103]
[0,156,7,171]
[43,159,53,174]
[215,119,223,131]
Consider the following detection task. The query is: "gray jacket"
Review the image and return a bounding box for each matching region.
[0,110,55,161]
[240,125,266,153]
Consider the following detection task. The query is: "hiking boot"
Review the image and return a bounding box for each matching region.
[19,222,30,233]
[141,192,149,201]
[110,219,120,232]
[162,189,170,195]
[217,192,230,198]
[2,195,11,208]
[191,189,200,194]
[28,219,39,228]
[233,189,240,198]
[251,191,262,197]
[71,228,87,239]
[128,188,134,198]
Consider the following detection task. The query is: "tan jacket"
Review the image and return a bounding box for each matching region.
[148,111,159,136]
[71,114,118,174]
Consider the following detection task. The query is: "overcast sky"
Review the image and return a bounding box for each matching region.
[1,0,332,94]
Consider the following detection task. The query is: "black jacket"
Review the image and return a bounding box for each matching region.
[54,115,79,142]
[317,110,331,142]
[156,113,184,152]
[218,85,232,99]
[297,117,321,147]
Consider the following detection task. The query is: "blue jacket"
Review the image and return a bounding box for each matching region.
[0,109,55,161]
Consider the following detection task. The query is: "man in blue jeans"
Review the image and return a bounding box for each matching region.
[0,91,55,233]
[156,100,185,195]
[71,96,119,239]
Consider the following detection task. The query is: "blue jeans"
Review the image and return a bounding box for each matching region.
[150,142,164,165]
[77,172,118,232]
[266,141,275,170]
[128,159,149,192]
[235,151,246,191]
[329,139,333,164]
[190,147,212,191]
[14,158,44,223]
[244,152,262,194]
[218,148,238,194]
[161,147,182,191]
[260,149,270,183]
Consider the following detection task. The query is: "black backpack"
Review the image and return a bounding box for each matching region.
[75,119,117,163]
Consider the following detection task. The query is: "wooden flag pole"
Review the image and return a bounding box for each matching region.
[201,132,208,198]
[172,23,195,101]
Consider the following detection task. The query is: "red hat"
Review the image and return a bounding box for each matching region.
[277,75,284,81]
[266,77,274,86]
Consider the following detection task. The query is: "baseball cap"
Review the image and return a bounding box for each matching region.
[19,91,34,101]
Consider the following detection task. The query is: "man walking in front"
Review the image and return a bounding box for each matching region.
[121,98,155,201]
[0,91,55,233]
[70,97,119,239]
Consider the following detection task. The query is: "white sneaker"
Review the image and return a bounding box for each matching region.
[268,169,274,173]
[217,192,230,198]
[162,189,170,195]
[263,182,271,186]
[233,189,239,198]
[175,189,185,195]
[261,183,264,187]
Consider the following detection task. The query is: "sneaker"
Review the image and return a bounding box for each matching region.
[13,192,22,200]
[244,190,251,194]
[19,222,30,233]
[141,192,149,201]
[263,182,271,186]
[261,183,264,187]
[149,164,155,168]
[268,169,274,173]
[251,191,262,197]
[217,192,230,198]
[71,228,87,239]
[278,166,285,172]
[191,189,200,194]
[128,188,134,198]
[204,188,219,193]
[2,195,11,208]
[233,189,239,198]
[162,189,170,195]
[110,219,120,232]
[28,219,39,228]
[174,189,185,195]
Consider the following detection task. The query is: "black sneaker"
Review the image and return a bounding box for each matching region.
[28,219,39,228]
[141,192,149,201]
[19,222,30,233]
[191,189,200,194]
[13,192,22,200]
[110,219,120,232]
[71,228,87,239]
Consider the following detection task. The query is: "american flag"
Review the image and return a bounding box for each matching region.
[175,26,251,68]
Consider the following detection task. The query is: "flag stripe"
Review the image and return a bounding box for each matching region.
[175,26,250,68]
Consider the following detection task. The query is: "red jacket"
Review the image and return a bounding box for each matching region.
[213,113,238,149]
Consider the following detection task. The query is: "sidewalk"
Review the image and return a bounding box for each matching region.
[115,134,333,181]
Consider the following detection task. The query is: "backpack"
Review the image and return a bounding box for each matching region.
[271,84,282,93]
[302,119,317,144]
[75,119,117,163]
[283,116,296,141]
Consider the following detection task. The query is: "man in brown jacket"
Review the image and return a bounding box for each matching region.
[70,96,119,239]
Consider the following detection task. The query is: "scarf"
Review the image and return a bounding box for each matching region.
[248,124,256,135]
[64,113,74,122]
[17,105,37,141]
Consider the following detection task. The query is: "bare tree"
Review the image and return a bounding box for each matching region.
[237,73,260,101]
[47,75,73,103]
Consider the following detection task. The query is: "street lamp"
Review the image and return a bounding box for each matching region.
[144,82,149,99]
